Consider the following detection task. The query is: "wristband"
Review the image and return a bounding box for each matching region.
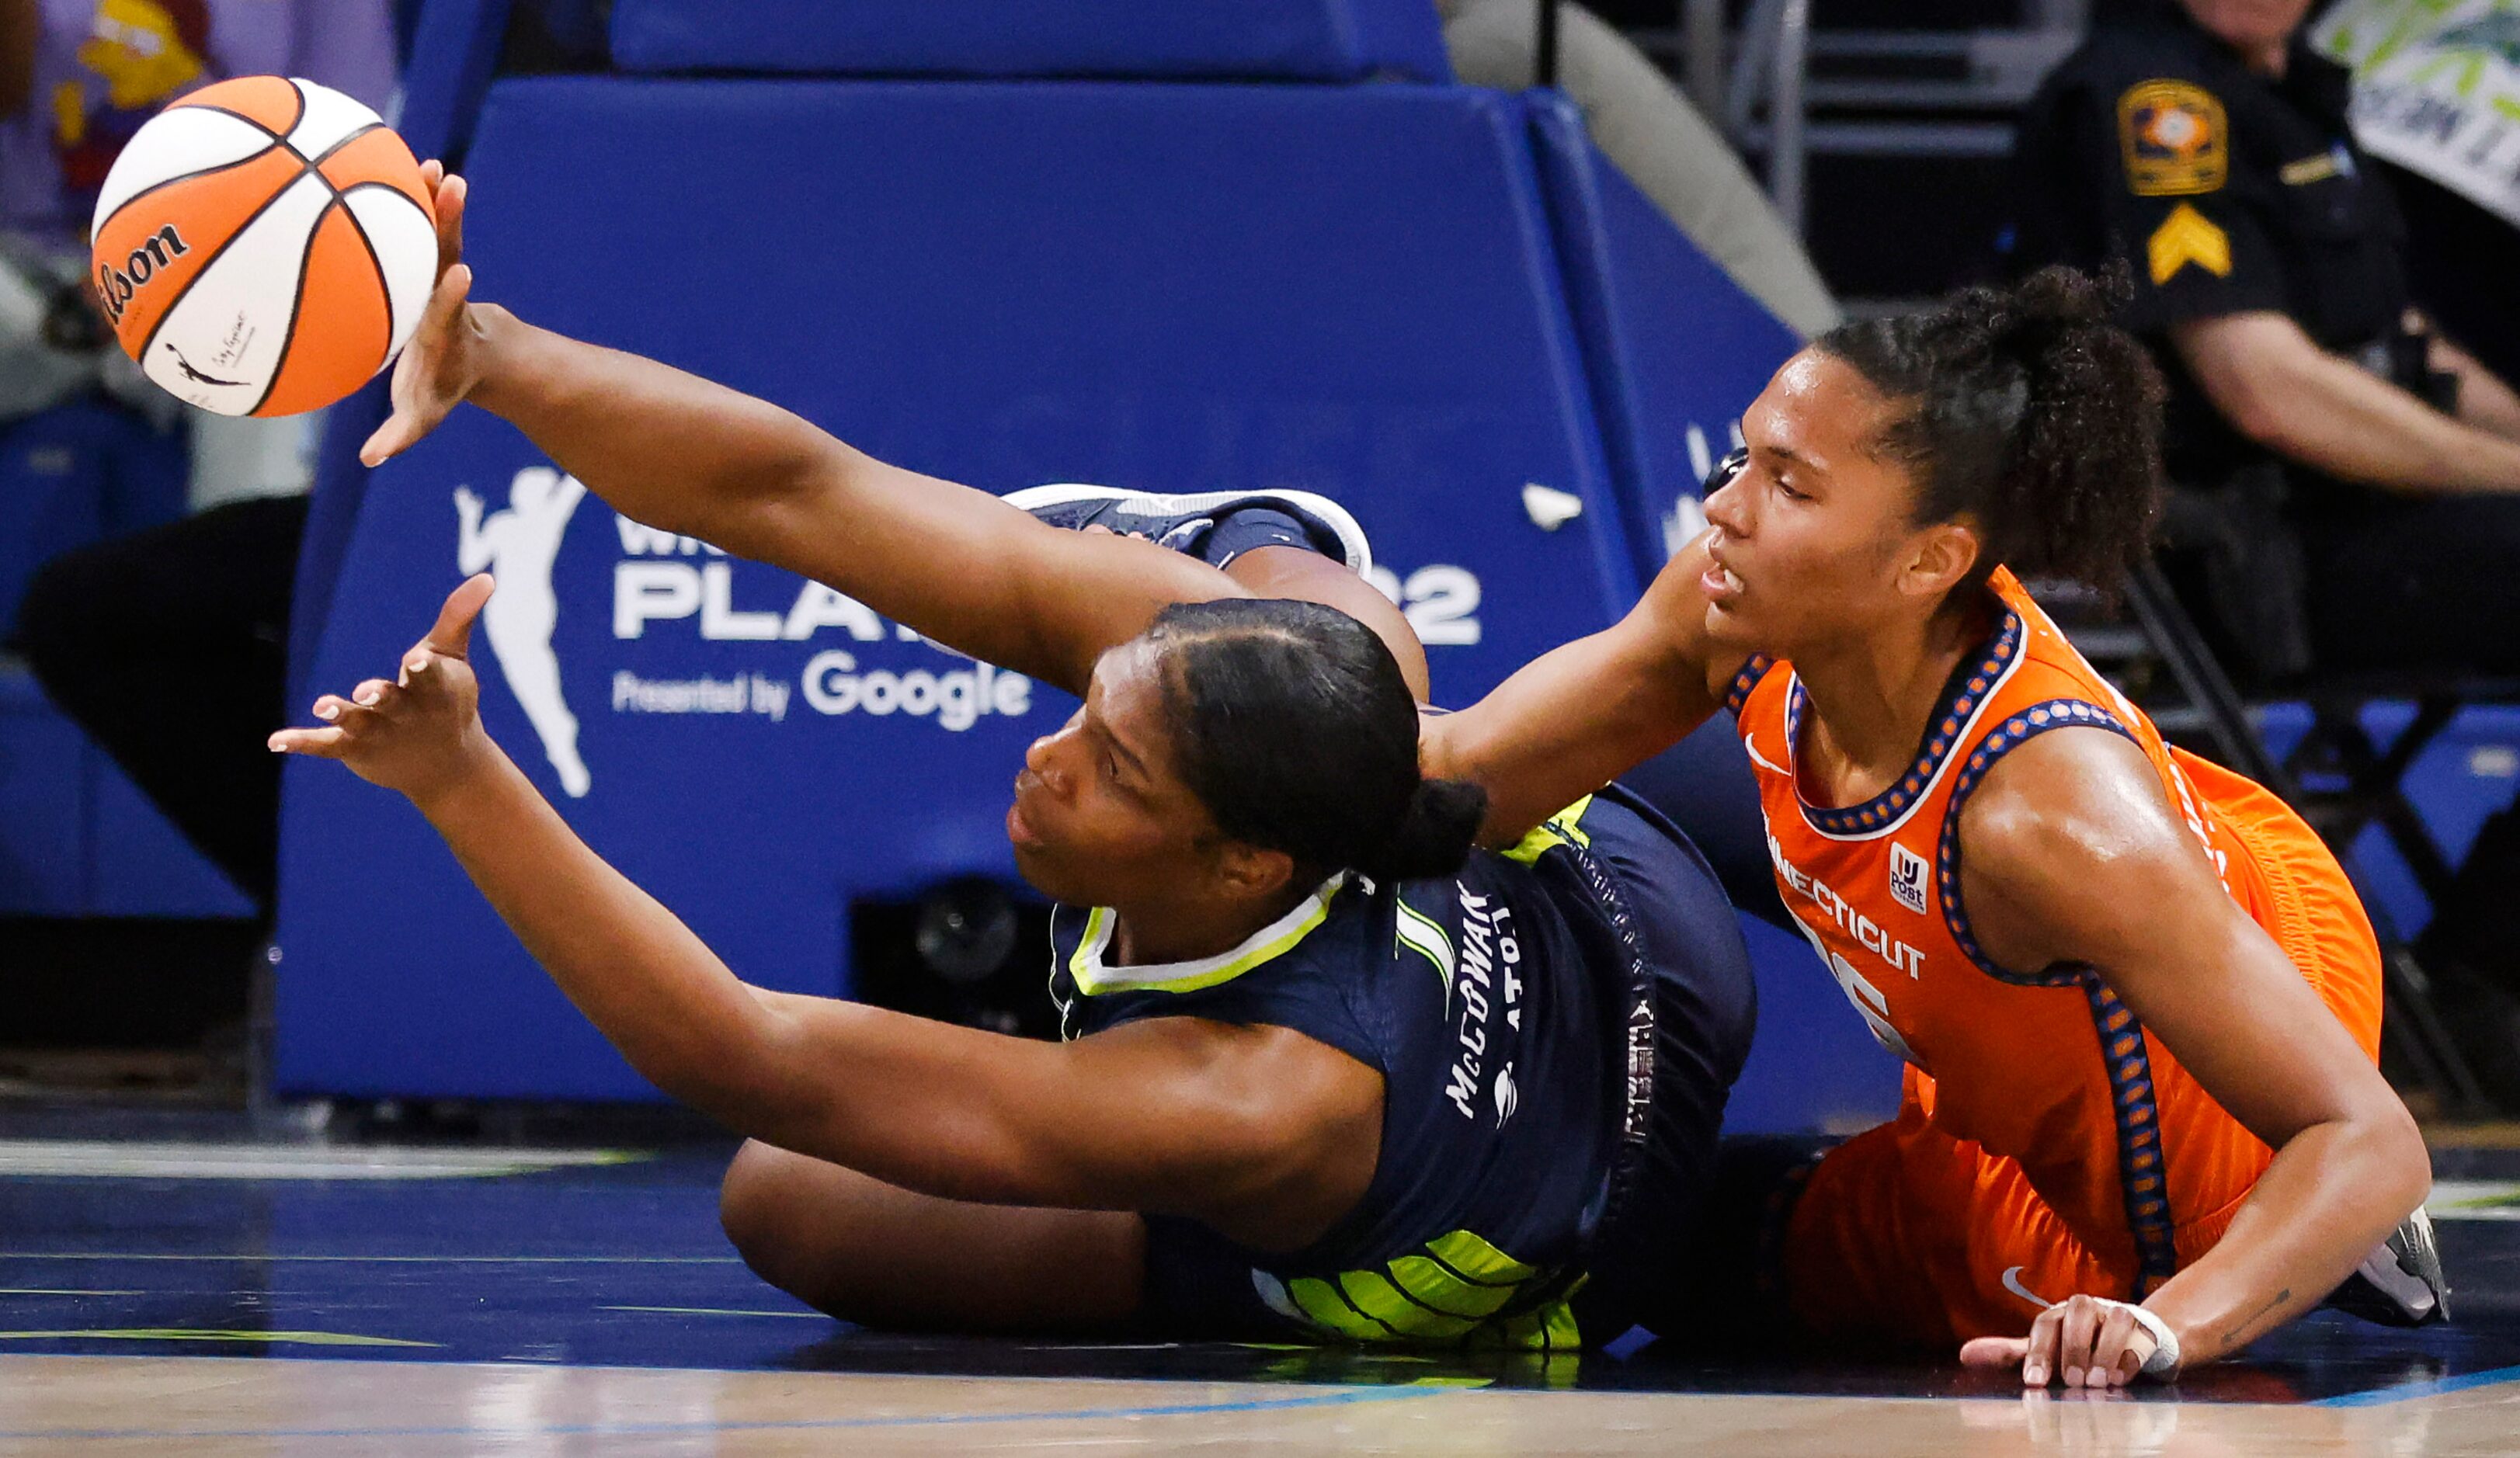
[2119,1300,2181,1378]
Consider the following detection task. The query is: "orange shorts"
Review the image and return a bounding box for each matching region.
[1779,754,2384,1349]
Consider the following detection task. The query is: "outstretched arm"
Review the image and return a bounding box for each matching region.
[1954,731,2429,1387]
[271,580,1370,1220]
[363,166,1245,696]
[1422,535,1738,843]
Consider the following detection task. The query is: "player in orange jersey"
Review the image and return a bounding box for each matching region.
[1420,266,2442,1386]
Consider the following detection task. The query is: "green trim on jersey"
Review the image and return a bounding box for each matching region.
[1502,795,1597,866]
[1068,874,1347,996]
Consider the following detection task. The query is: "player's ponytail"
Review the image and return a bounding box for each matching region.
[1813,264,2167,595]
[1148,598,1485,887]
[1357,777,1489,882]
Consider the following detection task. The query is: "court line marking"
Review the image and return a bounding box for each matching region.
[0,1383,1447,1441]
[2313,1363,2520,1408]
[599,1305,828,1320]
[0,1329,438,1348]
[0,1289,141,1297]
[0,1140,648,1181]
[0,1251,742,1264]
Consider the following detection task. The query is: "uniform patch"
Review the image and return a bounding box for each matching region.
[1889,842,1930,916]
[2118,79,2228,196]
[2146,202,2233,284]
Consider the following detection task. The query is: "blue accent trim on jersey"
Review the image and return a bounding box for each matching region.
[2083,974,2180,1294]
[1927,692,2176,1295]
[1791,608,2025,838]
[1934,696,2135,988]
[1722,654,1774,716]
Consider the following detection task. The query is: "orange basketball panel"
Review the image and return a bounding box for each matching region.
[92,144,305,355]
[169,76,306,138]
[254,202,391,418]
[317,126,433,215]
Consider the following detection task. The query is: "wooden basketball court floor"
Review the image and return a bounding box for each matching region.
[2,1121,2517,1456]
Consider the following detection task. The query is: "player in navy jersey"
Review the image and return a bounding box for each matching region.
[268,163,1756,1346]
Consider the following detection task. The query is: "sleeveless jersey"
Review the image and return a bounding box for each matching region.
[1729,568,2379,1290]
[1047,797,1655,1349]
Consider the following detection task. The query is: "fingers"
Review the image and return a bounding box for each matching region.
[2020,1305,2062,1387]
[2061,1294,2110,1389]
[358,266,471,467]
[421,575,495,659]
[1958,1336,2029,1370]
[267,725,348,757]
[357,411,408,468]
[433,170,467,275]
[2095,1304,2148,1388]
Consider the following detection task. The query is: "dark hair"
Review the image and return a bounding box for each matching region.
[1144,598,1486,883]
[1812,265,2167,593]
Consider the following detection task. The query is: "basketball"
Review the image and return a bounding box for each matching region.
[88,76,438,418]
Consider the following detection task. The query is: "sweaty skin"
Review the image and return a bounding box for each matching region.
[1420,350,2428,1386]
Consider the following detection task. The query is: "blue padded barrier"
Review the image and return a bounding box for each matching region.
[274,78,1639,1100]
[0,665,249,918]
[0,398,187,640]
[0,664,88,916]
[1525,95,1801,585]
[609,0,1450,83]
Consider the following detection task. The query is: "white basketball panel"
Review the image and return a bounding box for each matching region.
[283,78,384,160]
[141,173,336,417]
[342,187,439,360]
[90,109,274,244]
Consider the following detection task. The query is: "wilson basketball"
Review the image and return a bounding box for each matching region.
[89,76,438,418]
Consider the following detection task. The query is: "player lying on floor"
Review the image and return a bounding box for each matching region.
[270,163,1756,1349]
[1417,266,2446,1386]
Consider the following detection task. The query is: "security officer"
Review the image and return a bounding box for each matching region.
[2012,0,2520,658]
[2009,0,2520,1022]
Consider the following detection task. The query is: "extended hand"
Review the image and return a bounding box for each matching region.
[269,575,499,803]
[360,161,485,467]
[1959,1292,2174,1389]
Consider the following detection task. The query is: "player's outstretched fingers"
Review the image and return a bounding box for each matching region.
[268,725,348,758]
[420,574,493,660]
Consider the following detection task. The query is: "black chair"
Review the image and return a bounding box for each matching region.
[2080,541,2505,1115]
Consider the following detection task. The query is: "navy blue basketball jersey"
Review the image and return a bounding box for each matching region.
[1049,796,1661,1349]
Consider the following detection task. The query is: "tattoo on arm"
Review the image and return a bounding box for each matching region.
[2219,1287,2292,1350]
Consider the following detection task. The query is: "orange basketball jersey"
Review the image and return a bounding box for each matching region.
[1728,568,2383,1290]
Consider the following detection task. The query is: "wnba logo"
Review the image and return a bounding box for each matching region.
[94,224,190,327]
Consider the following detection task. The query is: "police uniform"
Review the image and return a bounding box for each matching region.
[1731,570,2383,1348]
[2009,2,2520,684]
[1048,786,1756,1348]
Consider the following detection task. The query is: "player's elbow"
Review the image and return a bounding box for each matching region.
[2362,1095,2433,1226]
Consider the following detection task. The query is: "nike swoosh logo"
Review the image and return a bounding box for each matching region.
[1742,734,1788,776]
[2003,1265,2056,1310]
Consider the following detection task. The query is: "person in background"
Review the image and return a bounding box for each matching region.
[1,0,396,915]
[2007,0,2520,1047]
